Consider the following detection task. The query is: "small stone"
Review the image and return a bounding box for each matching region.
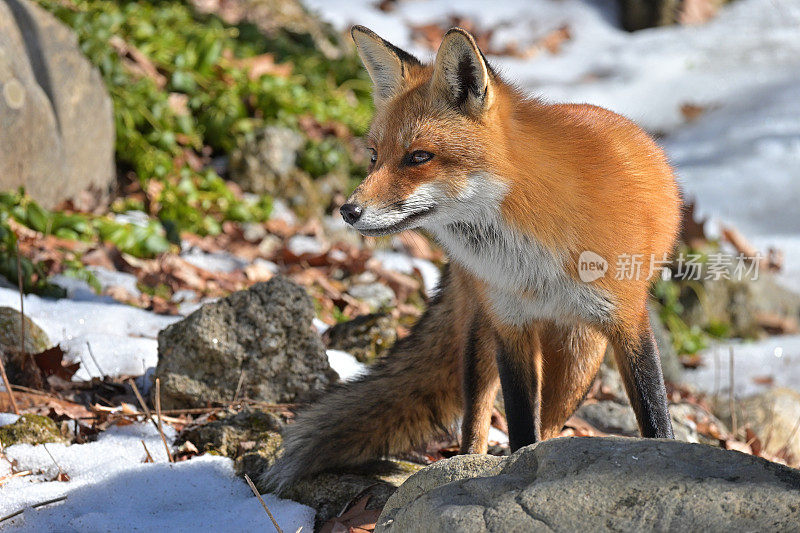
[286,235,325,257]
[276,460,423,530]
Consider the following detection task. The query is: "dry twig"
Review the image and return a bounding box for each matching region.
[154,378,174,463]
[129,378,173,462]
[141,440,154,463]
[244,473,283,533]
[85,342,106,379]
[0,496,68,524]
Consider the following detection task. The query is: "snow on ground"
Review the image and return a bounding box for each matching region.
[0,424,314,532]
[0,287,179,382]
[682,335,800,398]
[326,349,367,381]
[307,0,800,133]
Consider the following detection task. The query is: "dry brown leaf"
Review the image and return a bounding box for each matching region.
[33,346,80,381]
[321,496,381,533]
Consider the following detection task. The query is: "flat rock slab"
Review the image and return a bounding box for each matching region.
[378,437,800,532]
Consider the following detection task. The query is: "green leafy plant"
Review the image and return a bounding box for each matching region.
[36,0,371,236]
[0,191,169,258]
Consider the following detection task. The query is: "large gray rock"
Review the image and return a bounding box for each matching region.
[155,277,337,409]
[378,437,800,532]
[0,0,114,209]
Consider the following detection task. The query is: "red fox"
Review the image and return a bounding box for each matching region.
[263,26,680,492]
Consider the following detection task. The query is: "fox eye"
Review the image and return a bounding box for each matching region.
[368,148,377,164]
[406,150,434,166]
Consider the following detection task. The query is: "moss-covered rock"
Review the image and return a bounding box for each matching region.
[0,414,67,446]
[324,313,397,364]
[276,460,423,529]
[179,407,284,459]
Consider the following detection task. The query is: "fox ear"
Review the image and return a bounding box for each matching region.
[431,28,493,116]
[351,26,419,105]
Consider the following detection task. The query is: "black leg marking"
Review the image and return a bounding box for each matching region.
[495,339,541,451]
[616,326,674,439]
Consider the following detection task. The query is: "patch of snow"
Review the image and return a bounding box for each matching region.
[0,424,314,532]
[0,412,20,426]
[372,251,441,296]
[488,427,510,445]
[180,247,249,273]
[170,289,199,304]
[682,335,800,398]
[0,288,179,381]
[269,199,297,226]
[86,267,141,298]
[111,211,151,228]
[287,235,325,256]
[313,317,330,334]
[48,275,113,303]
[326,349,366,381]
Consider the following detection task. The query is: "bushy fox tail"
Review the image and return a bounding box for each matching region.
[261,266,465,494]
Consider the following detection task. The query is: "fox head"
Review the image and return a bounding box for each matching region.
[340,26,506,236]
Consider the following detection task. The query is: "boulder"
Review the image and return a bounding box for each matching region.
[378,437,800,532]
[0,0,114,209]
[323,313,397,363]
[154,277,337,409]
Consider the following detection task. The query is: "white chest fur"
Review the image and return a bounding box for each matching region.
[423,176,614,327]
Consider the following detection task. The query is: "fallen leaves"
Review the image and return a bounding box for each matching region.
[321,496,381,533]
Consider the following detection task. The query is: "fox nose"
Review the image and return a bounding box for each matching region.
[340,203,363,225]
